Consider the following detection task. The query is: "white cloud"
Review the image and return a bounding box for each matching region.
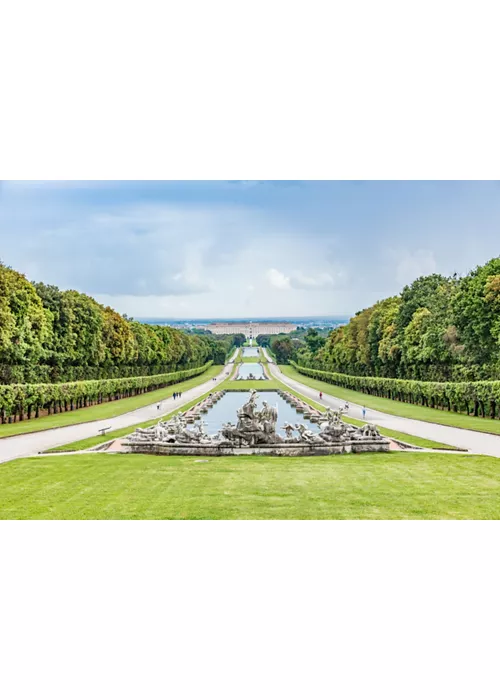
[266,267,347,291]
[290,271,344,289]
[266,268,291,290]
[392,249,437,286]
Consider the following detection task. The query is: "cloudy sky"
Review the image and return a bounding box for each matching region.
[1,180,499,319]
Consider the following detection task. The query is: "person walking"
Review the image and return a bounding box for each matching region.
[173,392,176,400]
[362,406,366,420]
[319,391,323,400]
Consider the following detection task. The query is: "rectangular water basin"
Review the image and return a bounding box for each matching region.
[237,363,266,379]
[242,347,259,357]
[192,390,320,437]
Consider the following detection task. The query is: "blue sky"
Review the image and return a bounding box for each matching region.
[0,180,499,318]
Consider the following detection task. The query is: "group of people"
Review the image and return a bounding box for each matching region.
[157,390,183,411]
[156,376,218,413]
[318,391,367,419]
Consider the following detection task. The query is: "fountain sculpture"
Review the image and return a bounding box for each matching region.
[123,390,390,456]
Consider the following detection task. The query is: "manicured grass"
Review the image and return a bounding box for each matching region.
[279,365,500,436]
[1,452,499,519]
[219,377,281,391]
[0,365,223,439]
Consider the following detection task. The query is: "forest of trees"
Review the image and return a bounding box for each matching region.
[282,258,500,383]
[0,262,238,384]
[257,329,324,365]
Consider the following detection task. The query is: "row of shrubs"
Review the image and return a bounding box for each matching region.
[0,362,213,424]
[0,362,207,385]
[290,361,500,419]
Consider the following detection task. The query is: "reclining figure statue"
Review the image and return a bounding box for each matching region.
[295,424,326,444]
[353,423,381,440]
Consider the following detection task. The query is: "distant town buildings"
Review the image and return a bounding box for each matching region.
[201,321,297,339]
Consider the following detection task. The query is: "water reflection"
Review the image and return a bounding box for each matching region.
[237,363,265,379]
[195,391,320,436]
[242,347,259,357]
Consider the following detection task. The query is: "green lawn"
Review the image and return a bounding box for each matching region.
[279,365,500,436]
[219,377,282,391]
[1,452,499,519]
[0,365,223,439]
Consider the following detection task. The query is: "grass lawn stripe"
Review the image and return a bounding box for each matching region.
[2,452,500,519]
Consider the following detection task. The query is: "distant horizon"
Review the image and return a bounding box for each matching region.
[137,315,351,323]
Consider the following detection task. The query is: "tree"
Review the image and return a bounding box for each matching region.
[453,258,500,375]
[304,328,326,355]
[0,265,51,367]
[271,337,295,364]
[256,334,271,347]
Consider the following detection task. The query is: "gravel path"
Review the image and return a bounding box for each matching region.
[0,363,234,464]
[262,349,500,458]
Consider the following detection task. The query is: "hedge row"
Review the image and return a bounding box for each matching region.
[0,361,213,424]
[290,361,500,419]
[0,362,202,385]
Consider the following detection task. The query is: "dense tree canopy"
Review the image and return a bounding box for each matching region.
[300,257,500,382]
[0,263,238,384]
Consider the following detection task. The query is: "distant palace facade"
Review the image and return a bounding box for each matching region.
[202,321,297,339]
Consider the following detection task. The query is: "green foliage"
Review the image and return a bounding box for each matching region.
[303,327,326,354]
[0,362,213,423]
[0,265,51,367]
[1,262,241,384]
[270,336,295,364]
[256,334,271,347]
[232,333,246,347]
[291,361,500,420]
[306,257,500,383]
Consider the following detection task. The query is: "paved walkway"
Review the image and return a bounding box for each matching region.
[0,363,234,464]
[262,349,500,458]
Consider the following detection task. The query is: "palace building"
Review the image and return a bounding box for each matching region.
[201,321,297,339]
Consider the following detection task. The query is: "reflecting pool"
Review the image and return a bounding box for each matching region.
[242,347,259,357]
[195,391,320,437]
[237,363,265,379]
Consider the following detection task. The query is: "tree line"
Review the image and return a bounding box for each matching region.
[0,262,243,384]
[256,329,324,365]
[262,258,500,383]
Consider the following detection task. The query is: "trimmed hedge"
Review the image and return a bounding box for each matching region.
[0,362,213,424]
[290,361,500,419]
[0,362,204,384]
